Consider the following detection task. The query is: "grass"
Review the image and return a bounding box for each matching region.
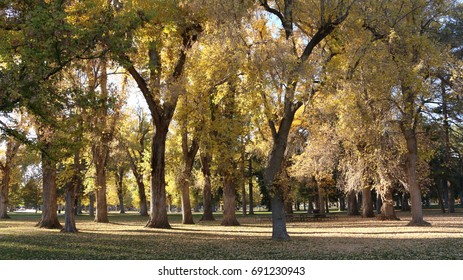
[0,209,462,260]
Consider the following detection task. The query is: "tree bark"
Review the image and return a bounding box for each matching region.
[179,126,199,224]
[221,173,240,226]
[308,194,314,213]
[447,180,455,213]
[36,151,62,229]
[62,182,78,233]
[401,192,410,211]
[179,171,194,224]
[0,165,11,219]
[62,141,82,233]
[362,188,375,218]
[94,160,109,223]
[264,105,297,240]
[347,190,360,216]
[146,121,171,228]
[89,193,95,216]
[403,129,429,226]
[339,193,346,211]
[376,195,382,214]
[379,187,398,220]
[200,152,215,221]
[115,167,125,214]
[0,139,20,219]
[248,157,254,215]
[318,183,326,216]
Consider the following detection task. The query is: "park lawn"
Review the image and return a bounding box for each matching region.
[0,209,462,260]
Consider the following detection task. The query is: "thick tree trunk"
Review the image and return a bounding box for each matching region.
[362,188,374,218]
[0,166,11,219]
[36,152,61,229]
[1,139,20,219]
[265,145,290,240]
[308,194,314,213]
[146,123,171,228]
[94,163,109,223]
[403,130,429,226]
[379,187,398,220]
[376,195,382,214]
[200,153,215,221]
[62,182,78,233]
[62,149,81,233]
[339,193,346,211]
[180,171,194,224]
[347,190,360,216]
[221,174,240,226]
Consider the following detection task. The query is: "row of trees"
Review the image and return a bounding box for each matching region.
[1,0,462,240]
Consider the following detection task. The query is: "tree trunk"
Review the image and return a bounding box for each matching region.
[401,192,410,211]
[460,177,463,206]
[36,152,61,229]
[89,193,95,216]
[347,190,360,216]
[248,157,254,215]
[436,179,446,213]
[376,195,382,214]
[1,139,20,219]
[442,81,455,214]
[339,193,346,211]
[318,183,326,216]
[379,187,398,220]
[115,167,125,214]
[62,147,81,233]
[221,173,240,226]
[127,152,148,216]
[62,182,78,233]
[241,148,247,216]
[94,161,109,223]
[0,165,11,219]
[447,180,455,213]
[179,127,199,224]
[362,188,374,218]
[308,194,314,213]
[200,153,215,221]
[180,170,194,224]
[403,130,429,226]
[146,122,171,228]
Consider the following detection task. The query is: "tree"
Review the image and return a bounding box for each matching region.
[253,0,354,240]
[111,1,202,228]
[0,135,21,218]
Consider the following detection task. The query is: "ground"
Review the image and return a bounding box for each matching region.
[0,209,462,259]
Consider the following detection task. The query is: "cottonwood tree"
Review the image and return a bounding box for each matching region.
[248,0,354,240]
[361,0,454,225]
[106,1,203,228]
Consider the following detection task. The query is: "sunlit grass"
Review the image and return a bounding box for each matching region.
[0,209,462,259]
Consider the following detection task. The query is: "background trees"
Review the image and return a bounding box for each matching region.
[1,0,462,240]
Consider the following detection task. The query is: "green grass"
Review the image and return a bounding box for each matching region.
[0,209,462,260]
